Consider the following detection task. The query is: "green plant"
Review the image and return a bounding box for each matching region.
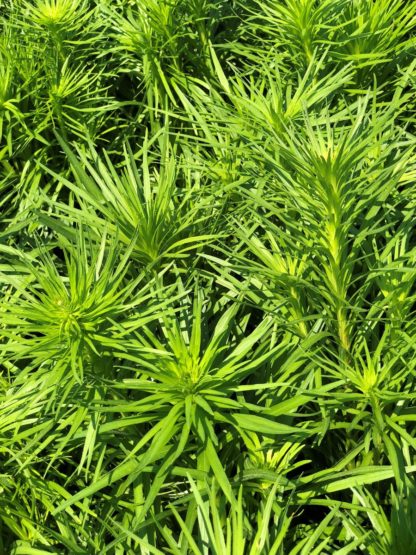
[1,0,416,552]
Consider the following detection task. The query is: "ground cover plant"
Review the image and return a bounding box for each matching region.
[1,0,416,552]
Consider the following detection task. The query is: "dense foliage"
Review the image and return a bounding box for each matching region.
[1,0,416,552]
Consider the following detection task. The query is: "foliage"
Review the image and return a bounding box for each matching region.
[1,0,416,552]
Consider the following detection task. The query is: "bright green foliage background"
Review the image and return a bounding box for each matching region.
[1,0,416,553]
